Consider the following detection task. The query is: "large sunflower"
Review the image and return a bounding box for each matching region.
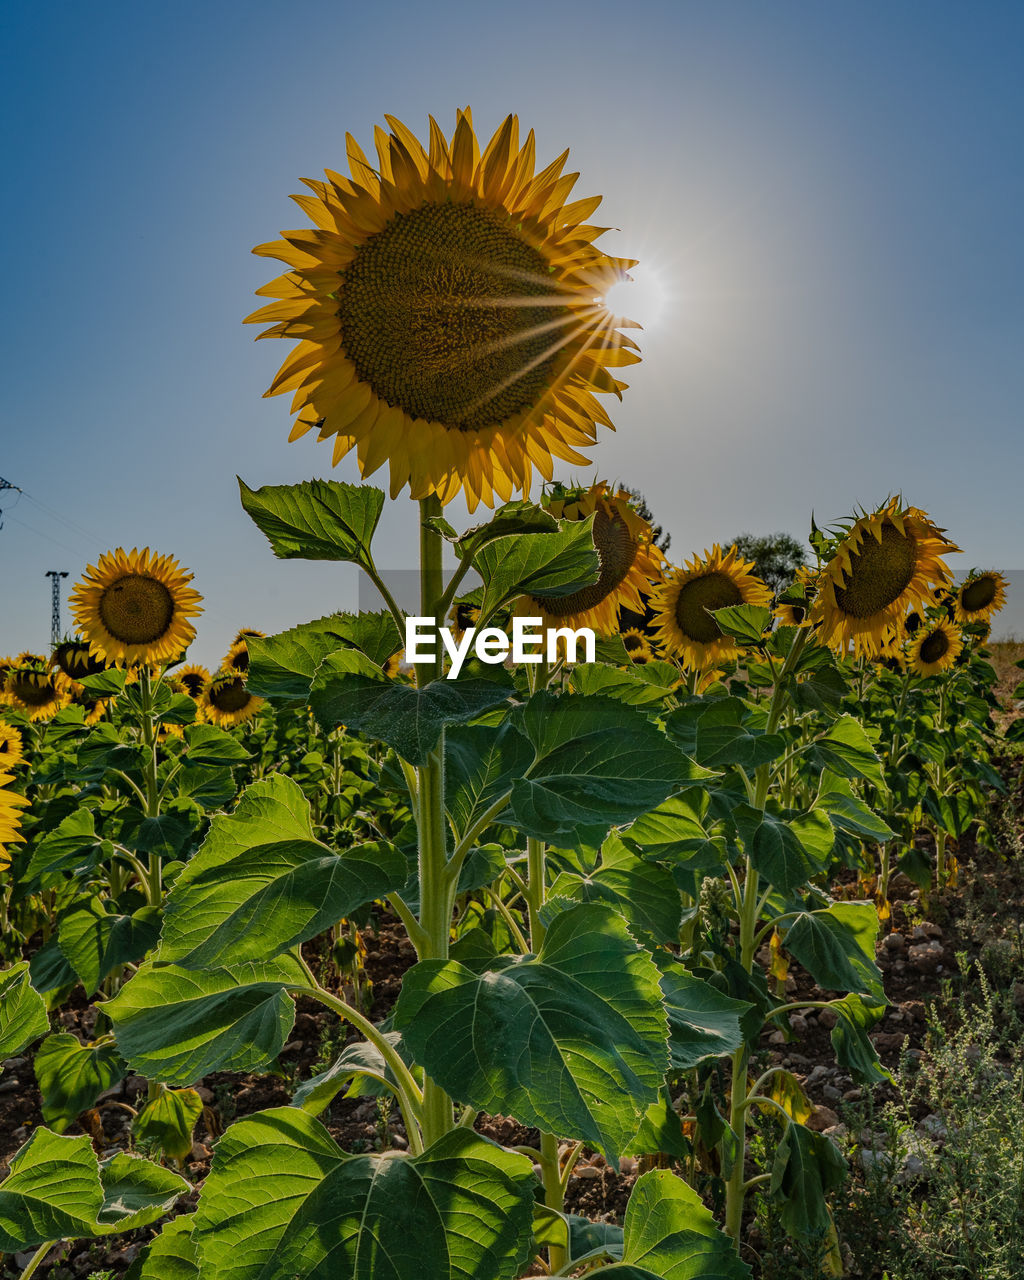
[247,110,640,511]
[908,620,963,677]
[2,664,72,722]
[200,673,263,728]
[518,483,662,634]
[0,770,29,873]
[812,501,959,658]
[953,570,1007,625]
[652,544,773,671]
[70,548,203,668]
[0,724,24,770]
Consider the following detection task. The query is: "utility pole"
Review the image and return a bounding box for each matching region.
[45,571,69,650]
[0,475,21,531]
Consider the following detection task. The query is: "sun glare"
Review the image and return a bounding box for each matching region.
[603,262,670,330]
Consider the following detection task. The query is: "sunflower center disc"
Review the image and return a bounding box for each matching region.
[833,523,917,619]
[961,576,996,613]
[340,202,568,431]
[211,679,251,712]
[10,673,55,706]
[919,630,950,664]
[675,572,744,644]
[98,575,175,645]
[538,507,639,618]
[180,674,206,697]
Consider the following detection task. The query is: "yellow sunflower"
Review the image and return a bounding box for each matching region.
[908,620,963,677]
[0,770,29,873]
[2,664,72,722]
[200,673,263,728]
[620,628,654,664]
[518,483,662,635]
[51,638,107,681]
[953,570,1007,625]
[0,723,24,769]
[774,565,820,628]
[652,544,773,671]
[233,628,265,646]
[811,500,959,658]
[70,547,203,668]
[171,664,211,700]
[68,688,109,726]
[15,652,47,667]
[247,109,640,511]
[223,640,251,676]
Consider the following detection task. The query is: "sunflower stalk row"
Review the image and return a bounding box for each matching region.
[0,109,1011,1280]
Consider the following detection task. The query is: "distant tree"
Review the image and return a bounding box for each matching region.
[621,486,671,554]
[724,531,807,595]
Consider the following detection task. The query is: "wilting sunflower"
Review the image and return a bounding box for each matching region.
[908,620,963,677]
[953,570,1007,625]
[15,652,47,668]
[2,664,71,722]
[519,483,662,634]
[70,547,203,668]
[620,628,654,664]
[200,673,263,728]
[171,664,211,700]
[0,770,29,873]
[223,640,251,676]
[811,500,959,658]
[233,628,265,646]
[774,565,820,628]
[652,544,773,671]
[51,638,107,680]
[0,724,24,769]
[247,109,640,511]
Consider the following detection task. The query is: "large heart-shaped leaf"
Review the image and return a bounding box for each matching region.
[23,809,105,888]
[310,648,511,765]
[0,962,49,1058]
[192,1108,535,1280]
[654,956,751,1070]
[809,714,884,788]
[58,898,162,996]
[784,903,883,998]
[126,1214,200,1280]
[133,1086,204,1162]
[394,904,669,1165]
[103,955,303,1086]
[239,477,384,565]
[34,1033,125,1132]
[96,1152,190,1232]
[599,1169,750,1278]
[445,722,532,843]
[474,517,599,617]
[508,693,693,843]
[158,775,405,970]
[247,612,402,701]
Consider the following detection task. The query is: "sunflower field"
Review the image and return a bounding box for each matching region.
[1,111,1021,1280]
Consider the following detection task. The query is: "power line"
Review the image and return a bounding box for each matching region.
[0,475,21,532]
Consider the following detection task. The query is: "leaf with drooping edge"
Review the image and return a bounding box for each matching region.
[34,1033,125,1132]
[157,774,406,970]
[0,962,49,1058]
[393,903,669,1166]
[125,1214,200,1280]
[239,477,384,566]
[784,902,884,998]
[191,1107,536,1280]
[247,612,402,701]
[133,1086,204,1163]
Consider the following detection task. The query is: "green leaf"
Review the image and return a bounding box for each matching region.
[0,963,49,1058]
[125,1214,200,1280]
[192,1108,536,1280]
[247,612,402,701]
[58,899,162,996]
[710,604,772,645]
[96,1151,188,1232]
[816,772,895,841]
[784,903,884,998]
[474,516,600,617]
[239,477,384,565]
[119,810,195,859]
[654,955,750,1070]
[34,1033,125,1132]
[445,722,532,842]
[443,499,559,561]
[623,1091,692,1161]
[811,714,885,788]
[545,832,682,945]
[599,1168,751,1279]
[103,955,303,1086]
[158,775,406,970]
[183,723,252,764]
[0,1128,104,1251]
[291,1031,411,1116]
[24,809,105,887]
[508,693,693,843]
[310,648,510,765]
[733,807,826,894]
[570,661,679,707]
[621,792,721,871]
[394,904,669,1165]
[77,668,129,697]
[133,1086,204,1162]
[769,1122,846,1242]
[829,994,892,1085]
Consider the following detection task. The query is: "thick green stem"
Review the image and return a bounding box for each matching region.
[415,495,455,1144]
[138,667,162,904]
[18,1242,54,1280]
[539,1130,568,1273]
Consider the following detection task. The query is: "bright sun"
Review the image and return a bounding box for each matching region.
[603,262,670,331]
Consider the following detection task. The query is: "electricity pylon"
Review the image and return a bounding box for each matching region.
[45,571,69,650]
[0,475,21,530]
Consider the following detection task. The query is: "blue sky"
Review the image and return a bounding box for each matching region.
[2,0,1022,663]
